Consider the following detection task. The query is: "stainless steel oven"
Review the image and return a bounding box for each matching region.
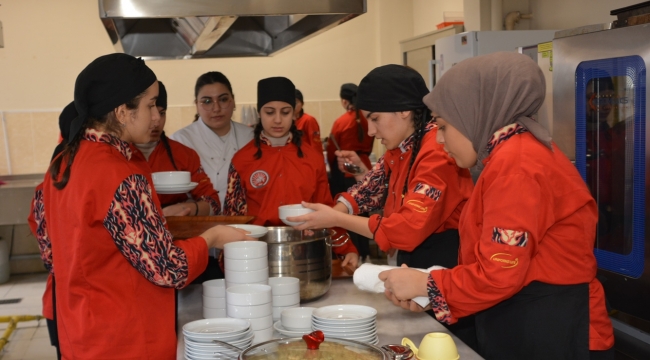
[553,21,650,357]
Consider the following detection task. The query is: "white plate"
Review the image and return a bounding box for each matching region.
[273,320,312,337]
[154,182,198,194]
[227,224,268,238]
[312,318,376,329]
[312,305,377,322]
[183,318,250,336]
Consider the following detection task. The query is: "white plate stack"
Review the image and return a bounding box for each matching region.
[202,279,227,319]
[311,305,379,345]
[226,284,274,345]
[183,318,253,360]
[268,277,300,321]
[223,241,268,289]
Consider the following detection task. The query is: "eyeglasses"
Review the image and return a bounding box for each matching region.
[199,95,233,109]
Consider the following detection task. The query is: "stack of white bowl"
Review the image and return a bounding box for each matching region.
[226,284,274,345]
[202,279,227,318]
[268,277,300,321]
[223,241,268,289]
[273,307,315,337]
[311,304,379,345]
[183,318,253,359]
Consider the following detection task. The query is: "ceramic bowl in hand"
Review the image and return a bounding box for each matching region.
[152,171,191,186]
[278,204,314,226]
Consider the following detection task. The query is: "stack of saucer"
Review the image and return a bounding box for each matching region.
[224,241,268,289]
[152,171,197,194]
[202,279,226,318]
[311,305,379,345]
[268,277,300,321]
[226,284,274,345]
[183,318,253,359]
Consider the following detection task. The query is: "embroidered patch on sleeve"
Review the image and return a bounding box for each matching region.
[414,183,442,201]
[492,227,528,247]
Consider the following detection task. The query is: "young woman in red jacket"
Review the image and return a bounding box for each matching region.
[33,54,252,359]
[132,81,221,217]
[326,83,375,196]
[294,88,324,159]
[380,52,615,360]
[223,77,359,268]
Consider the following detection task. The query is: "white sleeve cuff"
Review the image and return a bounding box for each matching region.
[337,198,354,215]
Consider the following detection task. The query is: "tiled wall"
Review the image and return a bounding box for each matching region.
[0,101,384,176]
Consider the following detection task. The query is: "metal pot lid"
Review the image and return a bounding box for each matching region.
[240,331,386,359]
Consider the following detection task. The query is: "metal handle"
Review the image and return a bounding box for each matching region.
[211,339,243,353]
[329,232,350,248]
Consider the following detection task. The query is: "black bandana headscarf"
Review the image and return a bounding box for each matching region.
[340,83,358,103]
[51,101,76,161]
[67,53,157,143]
[257,77,295,112]
[356,65,429,112]
[156,81,167,110]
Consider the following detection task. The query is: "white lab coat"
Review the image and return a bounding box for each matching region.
[170,119,254,211]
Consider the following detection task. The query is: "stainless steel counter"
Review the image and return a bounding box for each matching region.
[177,277,484,359]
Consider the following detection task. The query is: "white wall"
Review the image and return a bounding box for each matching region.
[413,0,464,35]
[0,0,414,175]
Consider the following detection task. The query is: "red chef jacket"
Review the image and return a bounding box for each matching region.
[427,127,614,351]
[339,124,473,252]
[224,133,357,255]
[295,112,324,161]
[131,139,221,214]
[39,129,208,359]
[326,110,374,177]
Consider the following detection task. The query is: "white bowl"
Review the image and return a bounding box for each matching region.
[247,314,274,331]
[281,307,315,331]
[226,280,267,289]
[272,292,300,307]
[224,267,269,284]
[226,284,272,306]
[252,326,274,344]
[227,302,272,319]
[223,241,268,260]
[202,307,227,319]
[278,204,314,226]
[225,257,268,272]
[152,171,190,186]
[268,277,300,296]
[272,304,299,321]
[227,224,269,238]
[202,295,226,309]
[202,279,226,298]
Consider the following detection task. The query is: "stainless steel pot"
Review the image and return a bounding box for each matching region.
[261,227,347,302]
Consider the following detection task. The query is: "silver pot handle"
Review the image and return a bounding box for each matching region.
[329,232,350,248]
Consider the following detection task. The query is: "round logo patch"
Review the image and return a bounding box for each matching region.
[250,170,270,189]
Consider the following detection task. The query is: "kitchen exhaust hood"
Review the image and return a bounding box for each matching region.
[99,0,367,60]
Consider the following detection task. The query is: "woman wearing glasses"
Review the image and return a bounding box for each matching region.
[171,72,254,210]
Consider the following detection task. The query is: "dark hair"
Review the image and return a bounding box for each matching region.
[49,93,146,189]
[160,131,178,170]
[193,71,234,122]
[253,122,303,160]
[380,107,430,207]
[295,98,304,119]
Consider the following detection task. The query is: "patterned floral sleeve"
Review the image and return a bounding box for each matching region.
[345,156,388,213]
[103,174,192,289]
[223,163,247,216]
[31,189,53,274]
[427,273,453,324]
